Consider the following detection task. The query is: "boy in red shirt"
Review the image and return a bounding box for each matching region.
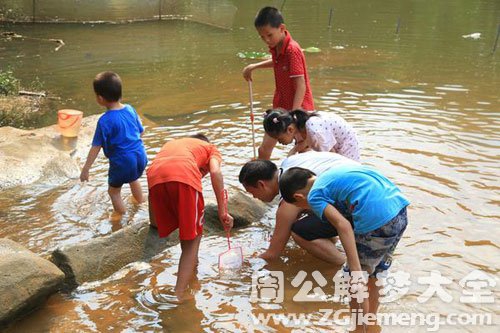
[243,6,315,159]
[147,134,233,301]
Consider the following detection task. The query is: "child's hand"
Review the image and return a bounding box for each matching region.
[242,64,255,81]
[80,168,89,182]
[220,213,234,231]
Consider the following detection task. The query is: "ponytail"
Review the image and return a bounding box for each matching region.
[263,109,293,137]
[263,109,318,137]
[289,110,317,131]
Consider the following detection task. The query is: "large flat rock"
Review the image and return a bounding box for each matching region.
[0,115,99,190]
[0,238,65,327]
[51,223,178,289]
[203,191,268,232]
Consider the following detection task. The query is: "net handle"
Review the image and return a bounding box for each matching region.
[222,189,231,249]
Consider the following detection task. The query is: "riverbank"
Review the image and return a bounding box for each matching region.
[0,94,56,128]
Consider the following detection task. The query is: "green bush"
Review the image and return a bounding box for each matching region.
[0,69,19,95]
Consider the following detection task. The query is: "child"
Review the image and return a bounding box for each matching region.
[146,134,234,302]
[242,6,314,160]
[239,151,359,264]
[80,71,147,216]
[279,166,409,328]
[263,109,360,161]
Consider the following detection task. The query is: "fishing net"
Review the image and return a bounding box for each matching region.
[218,189,243,273]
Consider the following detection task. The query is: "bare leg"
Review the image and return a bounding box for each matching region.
[291,232,345,265]
[350,278,382,332]
[148,195,157,228]
[368,277,381,316]
[129,179,145,203]
[175,234,202,301]
[108,185,126,214]
[258,133,278,160]
[349,298,369,332]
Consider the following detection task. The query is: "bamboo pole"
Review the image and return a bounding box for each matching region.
[493,23,500,54]
[328,8,333,29]
[32,0,36,23]
[395,17,401,35]
[280,0,286,12]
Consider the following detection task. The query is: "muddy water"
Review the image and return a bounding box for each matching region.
[1,0,499,332]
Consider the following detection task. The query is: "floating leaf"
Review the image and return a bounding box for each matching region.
[303,47,321,53]
[237,51,270,60]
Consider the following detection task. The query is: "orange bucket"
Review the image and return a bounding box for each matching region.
[57,109,83,137]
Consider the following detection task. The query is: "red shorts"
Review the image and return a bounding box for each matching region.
[149,182,205,240]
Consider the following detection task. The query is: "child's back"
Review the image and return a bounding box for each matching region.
[80,72,147,215]
[94,104,145,159]
[308,164,408,233]
[303,112,360,161]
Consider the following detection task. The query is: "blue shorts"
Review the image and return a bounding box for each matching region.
[344,207,408,277]
[108,150,147,188]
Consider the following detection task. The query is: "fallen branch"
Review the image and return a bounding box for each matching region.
[49,39,65,51]
[1,32,65,51]
[19,90,47,98]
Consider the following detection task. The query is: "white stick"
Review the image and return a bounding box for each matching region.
[248,80,257,159]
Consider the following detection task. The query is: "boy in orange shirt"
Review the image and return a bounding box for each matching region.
[243,6,315,159]
[146,134,233,301]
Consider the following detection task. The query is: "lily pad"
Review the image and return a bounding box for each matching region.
[237,51,270,60]
[303,46,321,53]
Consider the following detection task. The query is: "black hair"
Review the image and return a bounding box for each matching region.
[263,109,318,137]
[189,133,210,142]
[279,167,316,203]
[254,6,284,28]
[93,71,122,102]
[239,160,278,187]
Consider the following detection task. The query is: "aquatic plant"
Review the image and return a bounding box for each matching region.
[0,69,19,95]
[237,51,270,60]
[303,47,321,53]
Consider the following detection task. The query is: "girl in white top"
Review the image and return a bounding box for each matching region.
[263,109,360,161]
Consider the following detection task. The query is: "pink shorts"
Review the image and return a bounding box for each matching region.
[149,182,204,240]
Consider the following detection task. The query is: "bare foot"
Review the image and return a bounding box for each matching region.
[174,289,195,303]
[110,210,123,223]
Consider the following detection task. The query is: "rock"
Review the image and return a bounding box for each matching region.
[50,191,269,288]
[203,191,268,232]
[0,115,99,190]
[0,238,65,327]
[51,223,178,289]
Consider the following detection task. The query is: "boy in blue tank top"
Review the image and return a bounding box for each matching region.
[279,165,409,328]
[80,71,147,216]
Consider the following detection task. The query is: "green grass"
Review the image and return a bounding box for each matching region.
[0,69,20,95]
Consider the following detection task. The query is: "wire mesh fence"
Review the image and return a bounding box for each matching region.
[0,0,236,29]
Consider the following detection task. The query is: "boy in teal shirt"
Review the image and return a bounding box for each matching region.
[279,165,409,327]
